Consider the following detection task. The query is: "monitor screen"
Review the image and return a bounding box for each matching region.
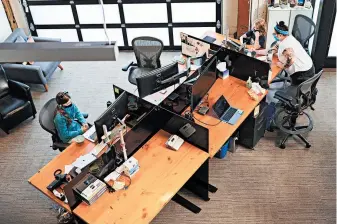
[180,32,211,58]
[94,92,128,142]
[191,55,217,111]
[136,62,180,98]
[221,49,270,81]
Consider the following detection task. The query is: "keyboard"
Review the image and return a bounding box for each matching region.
[227,40,240,49]
[222,107,238,122]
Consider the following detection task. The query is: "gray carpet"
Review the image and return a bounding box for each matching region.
[0,52,335,224]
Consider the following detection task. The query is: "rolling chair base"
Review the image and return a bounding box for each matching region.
[279,125,311,149]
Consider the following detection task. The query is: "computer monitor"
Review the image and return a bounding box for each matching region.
[136,62,188,98]
[219,48,269,82]
[191,55,217,111]
[94,92,128,142]
[180,32,211,58]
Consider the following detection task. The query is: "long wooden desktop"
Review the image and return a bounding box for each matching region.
[73,130,208,224]
[29,31,282,223]
[190,31,282,157]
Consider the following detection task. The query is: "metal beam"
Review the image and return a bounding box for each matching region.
[0,42,119,62]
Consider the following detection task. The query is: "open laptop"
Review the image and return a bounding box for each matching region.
[212,95,243,125]
[83,125,97,142]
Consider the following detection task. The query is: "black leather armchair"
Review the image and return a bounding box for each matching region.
[0,66,36,134]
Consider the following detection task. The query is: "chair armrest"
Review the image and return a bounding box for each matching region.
[274,91,293,102]
[270,76,292,84]
[53,142,70,151]
[2,64,47,85]
[122,61,136,71]
[8,79,30,97]
[32,36,61,42]
[8,80,37,114]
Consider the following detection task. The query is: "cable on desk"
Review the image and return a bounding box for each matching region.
[191,112,222,126]
[115,171,132,189]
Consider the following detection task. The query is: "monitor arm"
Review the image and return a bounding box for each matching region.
[157,70,189,85]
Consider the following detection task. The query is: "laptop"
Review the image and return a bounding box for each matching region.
[212,95,243,125]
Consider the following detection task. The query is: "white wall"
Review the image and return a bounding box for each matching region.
[0,2,12,41]
[223,0,238,35]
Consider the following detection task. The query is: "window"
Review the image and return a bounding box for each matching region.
[24,0,221,49]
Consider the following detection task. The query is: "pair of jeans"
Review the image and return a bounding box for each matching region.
[265,102,276,130]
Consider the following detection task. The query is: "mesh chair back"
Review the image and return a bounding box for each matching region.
[296,70,323,104]
[39,98,58,136]
[292,15,316,48]
[132,36,164,69]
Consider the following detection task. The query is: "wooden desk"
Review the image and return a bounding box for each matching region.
[191,76,276,158]
[28,124,128,212]
[29,128,209,223]
[73,130,208,224]
[29,140,97,211]
[188,31,282,157]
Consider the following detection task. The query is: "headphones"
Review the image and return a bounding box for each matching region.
[56,91,71,107]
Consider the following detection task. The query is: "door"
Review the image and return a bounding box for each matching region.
[237,0,250,37]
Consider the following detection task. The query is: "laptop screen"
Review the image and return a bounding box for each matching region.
[212,95,230,118]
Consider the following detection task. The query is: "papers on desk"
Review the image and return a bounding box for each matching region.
[72,153,96,170]
[91,142,107,156]
[65,143,106,174]
[65,165,74,174]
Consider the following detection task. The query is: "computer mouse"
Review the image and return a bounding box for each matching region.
[238,110,243,115]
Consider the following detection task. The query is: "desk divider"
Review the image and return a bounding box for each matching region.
[112,85,209,155]
[185,34,270,81]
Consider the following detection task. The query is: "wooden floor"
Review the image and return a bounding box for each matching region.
[0,52,335,224]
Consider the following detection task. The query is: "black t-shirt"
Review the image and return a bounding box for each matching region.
[245,30,266,48]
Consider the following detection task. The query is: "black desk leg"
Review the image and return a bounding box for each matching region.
[172,194,201,214]
[193,159,218,193]
[184,159,215,201]
[194,178,218,193]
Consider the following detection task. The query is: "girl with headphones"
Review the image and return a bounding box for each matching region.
[54,92,89,143]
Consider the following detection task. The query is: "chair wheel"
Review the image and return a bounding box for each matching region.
[280,144,286,149]
[306,144,311,148]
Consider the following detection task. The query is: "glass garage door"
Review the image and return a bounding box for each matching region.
[22,0,222,50]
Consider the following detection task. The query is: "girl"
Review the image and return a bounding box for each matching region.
[240,18,267,50]
[54,92,89,143]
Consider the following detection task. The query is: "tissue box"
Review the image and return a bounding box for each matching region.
[123,157,139,177]
[219,69,229,79]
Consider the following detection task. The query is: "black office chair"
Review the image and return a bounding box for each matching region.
[122,36,164,85]
[292,14,316,53]
[272,70,322,149]
[39,98,68,151]
[39,98,89,152]
[0,66,36,134]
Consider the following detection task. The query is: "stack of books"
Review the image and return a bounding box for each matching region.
[74,173,107,205]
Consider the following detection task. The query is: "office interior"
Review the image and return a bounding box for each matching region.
[0,0,336,224]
